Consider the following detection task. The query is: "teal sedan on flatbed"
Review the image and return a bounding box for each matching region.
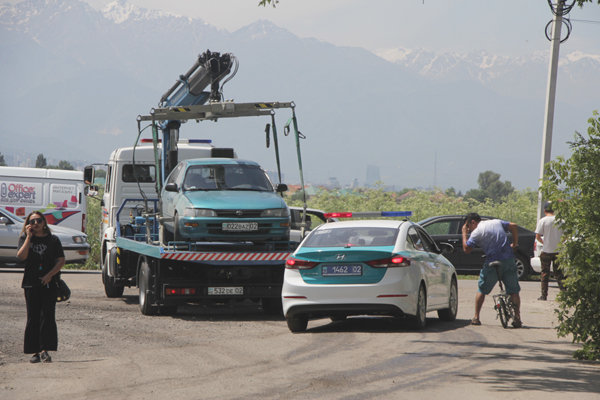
[161,158,290,244]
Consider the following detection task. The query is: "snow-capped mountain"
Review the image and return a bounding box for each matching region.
[1,0,598,192]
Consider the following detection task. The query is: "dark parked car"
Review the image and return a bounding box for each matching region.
[418,215,536,280]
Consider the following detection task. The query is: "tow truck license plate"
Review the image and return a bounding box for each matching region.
[222,222,258,231]
[322,265,363,276]
[208,287,243,295]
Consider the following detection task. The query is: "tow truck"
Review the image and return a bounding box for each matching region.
[85,50,310,315]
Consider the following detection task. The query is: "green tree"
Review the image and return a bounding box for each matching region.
[465,171,514,203]
[0,152,6,166]
[47,160,75,170]
[35,153,47,168]
[541,111,600,360]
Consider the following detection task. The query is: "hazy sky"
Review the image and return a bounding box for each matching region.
[82,0,600,57]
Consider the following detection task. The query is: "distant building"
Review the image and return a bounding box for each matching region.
[350,178,360,189]
[365,165,380,187]
[326,177,341,189]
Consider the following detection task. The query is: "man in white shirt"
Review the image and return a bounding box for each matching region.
[535,202,565,300]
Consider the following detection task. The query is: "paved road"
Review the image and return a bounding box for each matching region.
[0,272,598,400]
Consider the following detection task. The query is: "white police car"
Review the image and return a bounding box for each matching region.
[282,211,458,332]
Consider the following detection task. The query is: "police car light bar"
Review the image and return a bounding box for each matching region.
[323,211,413,219]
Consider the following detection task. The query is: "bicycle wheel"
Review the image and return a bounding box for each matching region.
[498,298,509,329]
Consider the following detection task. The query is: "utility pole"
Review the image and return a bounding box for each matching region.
[537,1,565,222]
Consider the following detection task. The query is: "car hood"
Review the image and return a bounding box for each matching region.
[183,190,287,210]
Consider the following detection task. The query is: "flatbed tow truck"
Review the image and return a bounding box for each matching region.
[86,51,309,316]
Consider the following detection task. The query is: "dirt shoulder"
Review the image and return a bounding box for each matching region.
[0,271,598,400]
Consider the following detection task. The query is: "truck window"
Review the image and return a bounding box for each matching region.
[122,165,156,183]
[105,165,112,193]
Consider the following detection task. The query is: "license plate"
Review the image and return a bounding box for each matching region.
[208,287,244,295]
[322,265,363,276]
[222,222,258,231]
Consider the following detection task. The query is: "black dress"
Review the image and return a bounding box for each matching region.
[18,234,65,354]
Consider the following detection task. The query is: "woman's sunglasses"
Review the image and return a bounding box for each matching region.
[29,218,44,225]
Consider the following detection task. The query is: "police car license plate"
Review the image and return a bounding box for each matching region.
[208,287,243,295]
[322,265,363,276]
[222,222,258,231]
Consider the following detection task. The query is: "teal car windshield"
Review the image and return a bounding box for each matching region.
[302,227,399,248]
[182,164,274,192]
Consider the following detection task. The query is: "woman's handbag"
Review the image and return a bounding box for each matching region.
[56,278,71,302]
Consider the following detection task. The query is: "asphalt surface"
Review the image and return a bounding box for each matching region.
[0,271,598,400]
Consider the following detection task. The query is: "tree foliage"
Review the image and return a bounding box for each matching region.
[35,153,47,168]
[541,111,600,361]
[0,152,6,166]
[47,160,75,170]
[465,170,514,203]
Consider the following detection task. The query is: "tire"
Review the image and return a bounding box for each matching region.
[174,212,183,242]
[286,314,308,333]
[102,255,124,298]
[138,257,157,316]
[498,298,509,329]
[412,284,427,330]
[515,253,530,281]
[438,278,458,322]
[262,297,283,316]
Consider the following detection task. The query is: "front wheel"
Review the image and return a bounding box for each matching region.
[286,314,308,333]
[102,248,124,298]
[438,278,458,321]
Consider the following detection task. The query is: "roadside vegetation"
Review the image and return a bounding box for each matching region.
[541,111,600,361]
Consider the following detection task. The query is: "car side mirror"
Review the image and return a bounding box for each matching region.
[276,183,288,193]
[439,242,454,254]
[165,183,179,192]
[84,166,95,185]
[0,217,9,224]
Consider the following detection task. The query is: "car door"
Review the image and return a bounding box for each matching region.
[416,226,453,305]
[407,225,442,308]
[420,217,464,270]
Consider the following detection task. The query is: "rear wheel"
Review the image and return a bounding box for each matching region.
[438,278,458,321]
[138,257,157,316]
[102,255,124,298]
[411,285,427,330]
[497,298,509,329]
[286,314,308,333]
[515,253,530,281]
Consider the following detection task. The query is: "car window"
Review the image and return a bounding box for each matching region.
[183,164,273,191]
[166,163,184,186]
[303,227,399,248]
[407,226,425,251]
[422,219,461,235]
[416,227,437,253]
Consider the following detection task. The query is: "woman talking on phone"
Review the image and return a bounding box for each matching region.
[17,211,65,363]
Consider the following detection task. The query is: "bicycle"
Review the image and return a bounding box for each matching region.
[489,261,517,328]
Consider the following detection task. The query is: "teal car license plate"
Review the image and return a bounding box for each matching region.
[322,265,363,276]
[222,222,258,231]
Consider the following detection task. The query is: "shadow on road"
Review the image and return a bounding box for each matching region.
[408,339,600,395]
[303,316,472,334]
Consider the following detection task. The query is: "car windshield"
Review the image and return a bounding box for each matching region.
[302,227,399,248]
[182,164,274,192]
[0,209,24,223]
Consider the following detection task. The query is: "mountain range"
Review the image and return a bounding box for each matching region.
[1,0,599,192]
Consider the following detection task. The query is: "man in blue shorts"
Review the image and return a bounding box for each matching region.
[462,212,522,328]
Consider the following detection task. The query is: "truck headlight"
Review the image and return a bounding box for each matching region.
[260,208,289,217]
[183,208,216,217]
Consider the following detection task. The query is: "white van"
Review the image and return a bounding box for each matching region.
[0,167,87,233]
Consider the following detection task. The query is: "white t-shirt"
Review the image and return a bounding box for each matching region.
[535,215,563,253]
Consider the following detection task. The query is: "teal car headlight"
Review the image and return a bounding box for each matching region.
[183,208,217,217]
[260,208,290,217]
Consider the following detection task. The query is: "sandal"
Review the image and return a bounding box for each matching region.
[471,318,481,326]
